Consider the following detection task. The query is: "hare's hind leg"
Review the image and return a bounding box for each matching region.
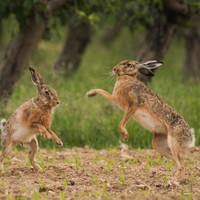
[167,134,184,174]
[0,142,13,172]
[28,138,41,171]
[152,133,174,161]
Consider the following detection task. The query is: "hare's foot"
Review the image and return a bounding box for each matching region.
[32,162,42,171]
[53,135,63,146]
[174,167,185,177]
[55,138,63,146]
[86,89,97,97]
[119,127,129,141]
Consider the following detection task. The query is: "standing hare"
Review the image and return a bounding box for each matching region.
[0,67,63,171]
[87,60,195,174]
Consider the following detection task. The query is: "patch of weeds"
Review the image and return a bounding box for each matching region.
[144,163,150,173]
[164,160,174,171]
[74,155,81,170]
[188,174,197,184]
[63,177,68,189]
[92,175,99,186]
[6,195,12,200]
[93,154,103,166]
[186,194,193,200]
[180,187,188,199]
[162,175,169,183]
[59,191,66,200]
[117,173,126,186]
[65,155,73,164]
[39,179,48,193]
[93,182,109,199]
[143,190,151,197]
[32,192,41,200]
[146,155,154,166]
[4,157,10,166]
[127,157,138,165]
[38,155,46,172]
[105,159,114,173]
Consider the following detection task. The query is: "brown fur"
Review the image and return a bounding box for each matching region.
[87,60,195,174]
[0,67,63,171]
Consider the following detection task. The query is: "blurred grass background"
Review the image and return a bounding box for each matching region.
[3,28,200,149]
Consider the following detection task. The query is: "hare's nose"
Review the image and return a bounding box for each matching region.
[56,101,60,105]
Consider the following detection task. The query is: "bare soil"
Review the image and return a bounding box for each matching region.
[0,145,200,200]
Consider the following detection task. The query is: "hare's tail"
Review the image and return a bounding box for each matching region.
[188,128,196,147]
[0,119,7,132]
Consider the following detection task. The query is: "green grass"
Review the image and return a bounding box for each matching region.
[1,28,200,149]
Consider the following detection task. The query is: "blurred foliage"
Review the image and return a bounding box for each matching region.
[0,0,199,39]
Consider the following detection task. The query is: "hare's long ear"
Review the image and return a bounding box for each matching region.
[29,67,44,86]
[138,60,163,76]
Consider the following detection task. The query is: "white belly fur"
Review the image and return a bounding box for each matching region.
[12,124,35,144]
[133,109,166,134]
[11,110,36,144]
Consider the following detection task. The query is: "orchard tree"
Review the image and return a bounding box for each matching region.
[0,0,70,104]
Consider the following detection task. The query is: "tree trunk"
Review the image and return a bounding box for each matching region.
[0,17,45,104]
[101,22,123,47]
[0,0,68,105]
[138,0,188,83]
[54,21,93,77]
[183,19,200,80]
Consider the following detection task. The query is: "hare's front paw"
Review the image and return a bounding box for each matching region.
[86,90,97,97]
[41,132,51,139]
[55,138,63,146]
[120,129,129,141]
[119,126,129,141]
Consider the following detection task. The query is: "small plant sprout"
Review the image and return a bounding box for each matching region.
[39,179,46,189]
[92,176,99,186]
[117,173,126,186]
[63,177,68,189]
[105,159,114,173]
[146,155,154,167]
[74,155,81,170]
[162,175,169,183]
[65,155,72,164]
[32,192,40,200]
[144,162,150,173]
[165,160,174,171]
[38,155,46,172]
[101,182,107,197]
[59,191,65,200]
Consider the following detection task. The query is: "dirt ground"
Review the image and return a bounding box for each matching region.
[0,145,200,200]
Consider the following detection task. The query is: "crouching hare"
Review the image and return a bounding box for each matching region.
[0,67,63,171]
[87,60,195,175]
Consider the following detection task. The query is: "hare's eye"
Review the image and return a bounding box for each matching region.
[45,90,50,96]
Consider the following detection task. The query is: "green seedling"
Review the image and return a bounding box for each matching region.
[38,155,46,172]
[74,155,81,170]
[59,191,65,200]
[162,175,169,183]
[32,192,40,200]
[144,163,150,173]
[117,173,126,186]
[92,176,99,186]
[165,160,174,171]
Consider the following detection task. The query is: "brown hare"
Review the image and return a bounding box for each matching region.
[87,60,195,174]
[0,67,63,171]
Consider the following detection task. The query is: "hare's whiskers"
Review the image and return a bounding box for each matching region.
[102,71,116,85]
